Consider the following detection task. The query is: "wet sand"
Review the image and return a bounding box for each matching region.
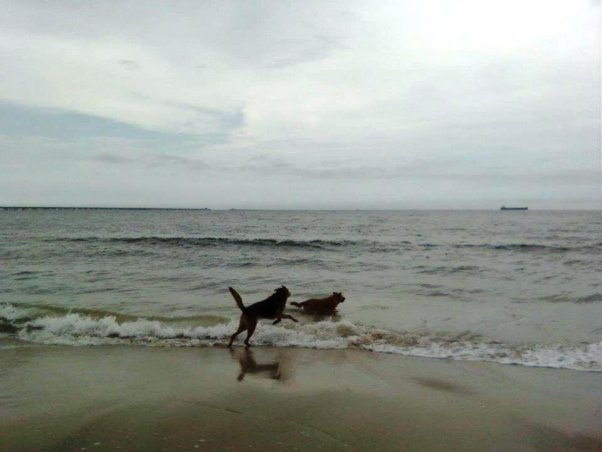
[0,345,600,451]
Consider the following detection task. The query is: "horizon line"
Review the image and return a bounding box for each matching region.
[1,205,599,212]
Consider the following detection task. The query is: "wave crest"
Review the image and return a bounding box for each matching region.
[48,236,601,254]
[1,304,599,372]
[55,236,353,250]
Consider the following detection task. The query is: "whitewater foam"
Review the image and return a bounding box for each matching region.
[1,304,600,372]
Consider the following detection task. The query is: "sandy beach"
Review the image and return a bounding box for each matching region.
[2,0,600,449]
[1,345,600,451]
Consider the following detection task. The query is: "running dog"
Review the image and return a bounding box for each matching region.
[290,292,346,315]
[227,286,297,347]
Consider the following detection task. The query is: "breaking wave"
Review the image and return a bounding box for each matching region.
[51,236,352,250]
[46,236,601,254]
[1,304,599,372]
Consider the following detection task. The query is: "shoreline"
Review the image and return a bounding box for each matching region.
[2,206,599,212]
[1,345,600,451]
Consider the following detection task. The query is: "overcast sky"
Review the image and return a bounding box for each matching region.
[0,0,599,209]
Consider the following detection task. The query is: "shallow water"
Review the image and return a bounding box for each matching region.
[1,209,600,370]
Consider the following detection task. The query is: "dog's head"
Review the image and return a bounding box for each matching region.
[332,292,345,303]
[275,286,291,298]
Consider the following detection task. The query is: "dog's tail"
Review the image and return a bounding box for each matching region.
[229,287,247,312]
[290,301,303,308]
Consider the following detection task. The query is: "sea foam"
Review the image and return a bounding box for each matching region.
[1,304,600,372]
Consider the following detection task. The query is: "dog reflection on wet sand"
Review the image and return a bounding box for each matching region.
[230,348,285,382]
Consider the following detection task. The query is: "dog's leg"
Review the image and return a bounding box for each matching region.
[228,318,246,347]
[282,314,298,323]
[243,318,257,347]
[228,328,244,347]
[272,307,285,325]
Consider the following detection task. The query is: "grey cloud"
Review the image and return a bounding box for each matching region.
[243,161,600,187]
[1,1,351,69]
[117,59,140,70]
[240,156,600,186]
[92,153,132,164]
[91,152,208,170]
[0,0,598,209]
[151,154,208,170]
[261,33,344,68]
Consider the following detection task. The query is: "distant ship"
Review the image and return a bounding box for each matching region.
[500,206,528,211]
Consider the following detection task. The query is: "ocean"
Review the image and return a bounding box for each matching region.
[1,209,600,371]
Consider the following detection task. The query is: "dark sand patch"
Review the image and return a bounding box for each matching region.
[412,377,474,395]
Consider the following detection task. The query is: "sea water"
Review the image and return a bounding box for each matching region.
[1,209,600,370]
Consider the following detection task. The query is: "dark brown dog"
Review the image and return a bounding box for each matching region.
[227,286,298,347]
[290,292,346,315]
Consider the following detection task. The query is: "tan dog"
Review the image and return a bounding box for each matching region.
[290,292,345,315]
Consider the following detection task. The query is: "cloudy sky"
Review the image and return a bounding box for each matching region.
[0,0,599,209]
